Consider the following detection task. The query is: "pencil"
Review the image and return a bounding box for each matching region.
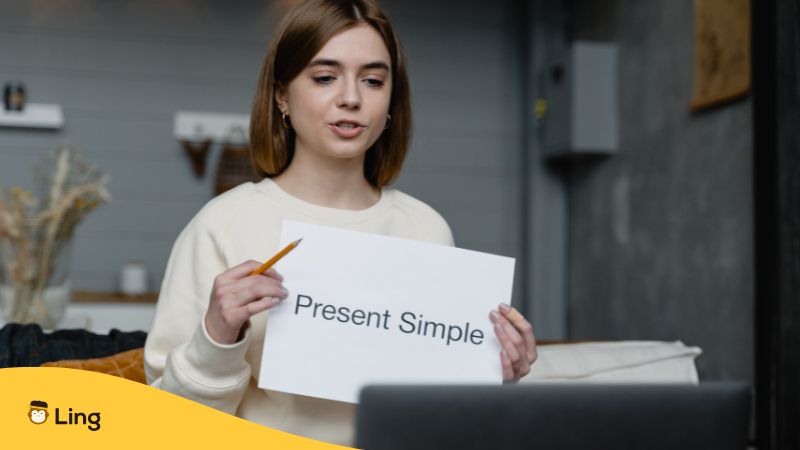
[250,238,303,275]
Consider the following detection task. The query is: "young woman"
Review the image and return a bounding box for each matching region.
[144,0,537,445]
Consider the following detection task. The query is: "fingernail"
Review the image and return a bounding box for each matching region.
[499,303,511,314]
[281,287,289,297]
[490,311,500,322]
[271,297,281,305]
[494,323,503,334]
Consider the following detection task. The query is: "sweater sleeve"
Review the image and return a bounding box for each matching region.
[143,211,252,414]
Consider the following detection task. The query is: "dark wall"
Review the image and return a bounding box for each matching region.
[567,0,753,381]
[754,0,800,447]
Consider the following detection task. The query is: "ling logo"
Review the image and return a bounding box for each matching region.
[28,400,49,424]
[27,400,101,431]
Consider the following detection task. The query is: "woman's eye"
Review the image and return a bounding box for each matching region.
[313,75,335,84]
[365,78,384,88]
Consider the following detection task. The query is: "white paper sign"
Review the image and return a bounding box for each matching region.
[258,221,515,403]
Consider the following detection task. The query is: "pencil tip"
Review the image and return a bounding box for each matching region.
[294,238,303,245]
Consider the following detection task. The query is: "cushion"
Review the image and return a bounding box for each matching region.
[523,340,702,384]
[0,323,147,368]
[41,347,145,383]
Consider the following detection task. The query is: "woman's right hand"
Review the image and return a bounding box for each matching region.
[205,260,289,345]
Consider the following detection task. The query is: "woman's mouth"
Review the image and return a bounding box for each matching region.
[329,121,366,139]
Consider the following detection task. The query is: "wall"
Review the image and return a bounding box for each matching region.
[567,0,754,381]
[0,1,525,310]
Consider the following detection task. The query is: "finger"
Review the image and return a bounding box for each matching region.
[218,260,263,283]
[500,350,515,382]
[491,310,525,370]
[494,323,521,368]
[224,277,288,307]
[528,326,538,363]
[497,314,529,368]
[246,297,281,316]
[499,303,537,362]
[217,272,284,296]
[260,267,284,282]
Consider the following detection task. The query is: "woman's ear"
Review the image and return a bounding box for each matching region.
[275,85,289,115]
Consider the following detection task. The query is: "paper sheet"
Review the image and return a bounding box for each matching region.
[258,221,515,403]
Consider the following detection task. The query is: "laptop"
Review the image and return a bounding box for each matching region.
[355,383,750,450]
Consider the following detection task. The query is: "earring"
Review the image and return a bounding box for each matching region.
[383,114,391,130]
[281,112,290,129]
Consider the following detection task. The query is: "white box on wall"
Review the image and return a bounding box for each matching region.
[543,41,618,157]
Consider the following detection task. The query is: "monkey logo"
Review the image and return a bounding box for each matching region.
[28,400,49,424]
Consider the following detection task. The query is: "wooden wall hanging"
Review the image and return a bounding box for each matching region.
[690,0,751,111]
[214,140,259,195]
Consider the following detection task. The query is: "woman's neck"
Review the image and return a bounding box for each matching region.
[272,149,381,211]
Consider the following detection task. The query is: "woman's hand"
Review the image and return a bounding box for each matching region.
[490,303,537,383]
[205,260,289,345]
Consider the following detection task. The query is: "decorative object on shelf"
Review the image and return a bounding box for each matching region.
[3,81,26,111]
[119,261,148,296]
[180,137,212,178]
[214,126,258,195]
[173,111,255,193]
[0,147,110,328]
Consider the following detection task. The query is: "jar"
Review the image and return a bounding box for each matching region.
[3,81,26,111]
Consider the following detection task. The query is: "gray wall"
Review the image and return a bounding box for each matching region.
[0,1,526,309]
[567,0,753,381]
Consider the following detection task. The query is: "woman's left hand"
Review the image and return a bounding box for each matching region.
[490,303,537,383]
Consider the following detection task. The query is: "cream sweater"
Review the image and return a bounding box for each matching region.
[144,178,454,446]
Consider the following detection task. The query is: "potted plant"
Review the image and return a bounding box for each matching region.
[0,147,110,328]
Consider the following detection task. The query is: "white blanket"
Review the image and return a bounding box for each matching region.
[522,341,702,384]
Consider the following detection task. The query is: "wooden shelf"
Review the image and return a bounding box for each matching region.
[71,290,158,304]
[0,103,64,129]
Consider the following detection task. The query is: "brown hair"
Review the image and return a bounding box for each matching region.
[250,0,411,189]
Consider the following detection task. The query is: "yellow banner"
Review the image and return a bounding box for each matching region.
[0,367,354,449]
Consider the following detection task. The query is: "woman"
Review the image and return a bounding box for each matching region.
[144,0,537,445]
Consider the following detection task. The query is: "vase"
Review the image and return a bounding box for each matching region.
[0,233,72,329]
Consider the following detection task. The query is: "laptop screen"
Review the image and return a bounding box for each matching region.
[355,383,750,450]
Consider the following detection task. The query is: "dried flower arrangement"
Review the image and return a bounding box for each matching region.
[0,146,110,327]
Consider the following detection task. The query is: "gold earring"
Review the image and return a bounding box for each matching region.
[281,112,290,129]
[383,114,391,130]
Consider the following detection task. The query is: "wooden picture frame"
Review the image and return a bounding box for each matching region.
[690,0,751,111]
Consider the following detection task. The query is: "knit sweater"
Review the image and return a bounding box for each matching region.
[144,178,454,446]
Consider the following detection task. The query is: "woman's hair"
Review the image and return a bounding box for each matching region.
[250,0,411,188]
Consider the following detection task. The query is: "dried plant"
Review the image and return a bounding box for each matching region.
[0,146,110,327]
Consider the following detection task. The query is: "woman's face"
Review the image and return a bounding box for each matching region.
[277,23,392,162]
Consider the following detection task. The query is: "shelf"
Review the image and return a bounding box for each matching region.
[174,110,249,142]
[72,290,158,304]
[0,103,64,129]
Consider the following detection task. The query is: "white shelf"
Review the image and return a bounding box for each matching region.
[0,103,64,129]
[174,110,250,142]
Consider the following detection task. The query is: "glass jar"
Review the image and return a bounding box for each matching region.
[3,81,26,111]
[0,228,72,329]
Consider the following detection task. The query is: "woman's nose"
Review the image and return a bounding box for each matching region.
[337,78,361,109]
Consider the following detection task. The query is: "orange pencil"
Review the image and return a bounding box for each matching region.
[250,238,303,275]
